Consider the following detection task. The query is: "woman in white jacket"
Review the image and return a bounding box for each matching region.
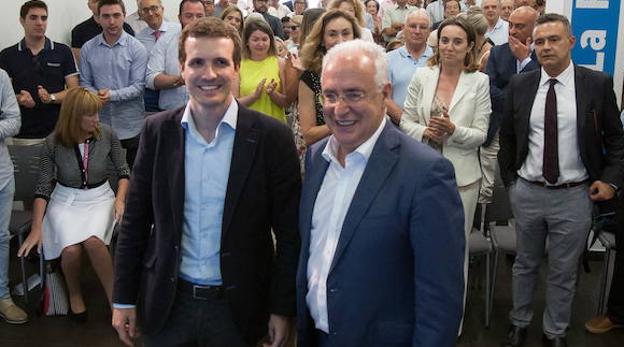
[399,16,491,329]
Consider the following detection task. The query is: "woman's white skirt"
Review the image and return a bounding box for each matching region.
[42,182,115,260]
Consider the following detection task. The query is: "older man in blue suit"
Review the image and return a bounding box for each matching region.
[480,5,539,204]
[296,39,466,347]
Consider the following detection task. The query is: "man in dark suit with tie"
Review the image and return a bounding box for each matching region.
[297,39,465,347]
[480,5,539,204]
[498,13,624,347]
[111,17,300,347]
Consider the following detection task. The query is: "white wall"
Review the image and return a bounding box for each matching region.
[0,0,185,49]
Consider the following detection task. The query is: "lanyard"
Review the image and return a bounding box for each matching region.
[82,140,90,186]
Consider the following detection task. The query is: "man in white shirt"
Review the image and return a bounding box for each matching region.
[482,0,508,45]
[498,14,624,347]
[146,0,205,111]
[296,39,465,347]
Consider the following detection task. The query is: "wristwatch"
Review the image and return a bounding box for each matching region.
[49,93,56,104]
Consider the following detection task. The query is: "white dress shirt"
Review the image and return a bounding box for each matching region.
[485,18,509,46]
[306,117,387,333]
[518,61,588,185]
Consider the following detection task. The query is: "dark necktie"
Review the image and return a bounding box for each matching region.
[153,30,161,41]
[543,78,559,184]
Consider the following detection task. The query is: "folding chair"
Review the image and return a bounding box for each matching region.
[469,202,495,327]
[8,143,45,304]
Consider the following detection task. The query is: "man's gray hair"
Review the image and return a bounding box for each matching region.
[322,39,389,89]
[406,8,431,28]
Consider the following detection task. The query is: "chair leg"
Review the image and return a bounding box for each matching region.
[17,232,29,305]
[490,248,500,323]
[485,252,491,328]
[597,248,613,315]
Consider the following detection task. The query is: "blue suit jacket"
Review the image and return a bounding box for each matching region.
[484,43,539,146]
[296,121,466,347]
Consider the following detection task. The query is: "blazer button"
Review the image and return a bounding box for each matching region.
[329,288,338,293]
[170,277,175,283]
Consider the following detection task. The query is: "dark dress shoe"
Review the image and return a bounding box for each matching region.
[502,325,527,347]
[68,309,88,323]
[542,334,567,347]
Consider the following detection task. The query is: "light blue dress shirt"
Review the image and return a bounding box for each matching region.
[136,21,181,54]
[79,32,148,140]
[146,30,188,110]
[179,101,238,285]
[387,45,433,108]
[0,69,20,188]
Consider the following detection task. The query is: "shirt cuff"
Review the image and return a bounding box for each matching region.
[113,303,136,309]
[517,56,532,73]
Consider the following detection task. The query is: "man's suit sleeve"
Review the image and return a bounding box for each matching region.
[486,47,504,118]
[497,75,518,188]
[410,157,465,347]
[598,75,624,188]
[113,119,156,305]
[267,122,302,316]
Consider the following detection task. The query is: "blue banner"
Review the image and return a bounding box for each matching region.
[571,0,621,76]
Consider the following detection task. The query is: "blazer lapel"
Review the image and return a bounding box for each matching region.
[222,107,260,238]
[574,65,589,137]
[162,110,186,238]
[300,143,330,256]
[448,71,470,113]
[329,122,400,274]
[421,67,438,125]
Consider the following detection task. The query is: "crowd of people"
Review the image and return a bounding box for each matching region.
[0,0,623,347]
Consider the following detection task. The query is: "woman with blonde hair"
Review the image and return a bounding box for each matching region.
[220,5,244,36]
[327,0,374,42]
[298,10,361,145]
[235,19,292,123]
[400,16,491,329]
[18,87,130,321]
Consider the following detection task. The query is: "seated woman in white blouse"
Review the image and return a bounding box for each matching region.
[18,87,130,322]
[399,16,491,329]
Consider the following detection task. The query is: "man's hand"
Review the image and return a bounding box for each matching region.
[509,35,531,62]
[263,314,290,347]
[112,307,140,347]
[37,85,52,104]
[16,90,36,108]
[589,180,616,201]
[98,89,111,104]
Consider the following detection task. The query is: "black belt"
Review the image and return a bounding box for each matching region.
[521,177,589,190]
[177,278,223,300]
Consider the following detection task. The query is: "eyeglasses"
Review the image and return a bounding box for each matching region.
[141,5,162,14]
[321,90,367,105]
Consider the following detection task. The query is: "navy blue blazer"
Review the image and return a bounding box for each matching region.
[484,43,539,146]
[296,121,466,347]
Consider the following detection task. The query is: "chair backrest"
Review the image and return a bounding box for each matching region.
[9,143,45,209]
[485,183,514,223]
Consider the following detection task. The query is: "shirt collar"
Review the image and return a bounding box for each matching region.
[18,37,53,52]
[400,45,433,60]
[494,17,505,30]
[97,30,129,47]
[322,117,387,165]
[540,60,574,88]
[152,20,171,34]
[181,99,239,143]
